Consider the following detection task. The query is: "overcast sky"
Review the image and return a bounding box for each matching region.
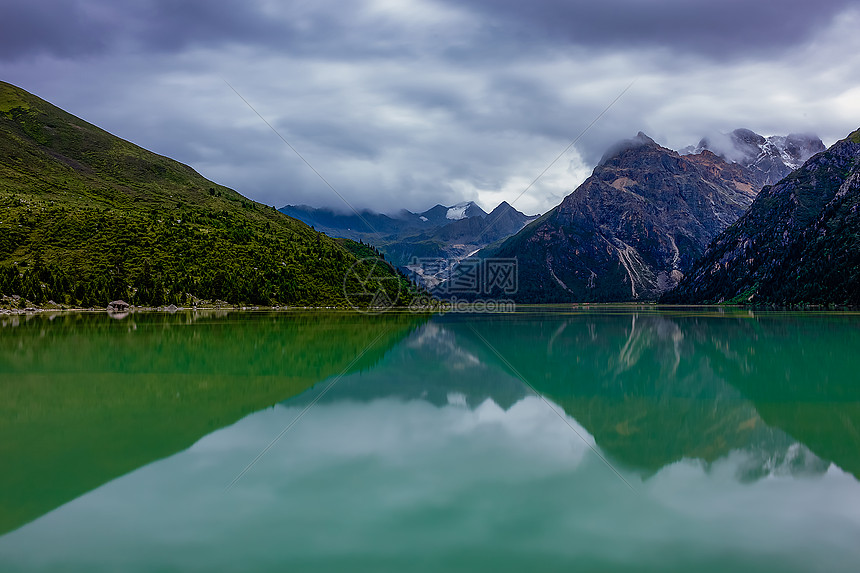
[2,0,859,215]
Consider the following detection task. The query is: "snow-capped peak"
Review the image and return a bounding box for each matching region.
[681,129,824,185]
[760,136,800,170]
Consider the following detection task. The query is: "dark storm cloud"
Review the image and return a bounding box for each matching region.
[0,1,110,58]
[445,0,857,59]
[8,0,852,63]
[0,0,445,62]
[0,0,347,59]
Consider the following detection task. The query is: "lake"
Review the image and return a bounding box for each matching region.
[1,308,859,572]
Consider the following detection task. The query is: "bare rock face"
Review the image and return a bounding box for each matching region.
[663,128,860,305]
[483,133,759,302]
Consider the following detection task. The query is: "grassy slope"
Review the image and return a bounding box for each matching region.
[0,81,415,307]
[0,310,424,535]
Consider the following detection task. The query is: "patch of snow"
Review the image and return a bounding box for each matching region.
[446,201,472,220]
[764,135,804,170]
[419,216,428,222]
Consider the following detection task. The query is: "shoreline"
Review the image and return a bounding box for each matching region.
[0,304,366,315]
[2,302,858,316]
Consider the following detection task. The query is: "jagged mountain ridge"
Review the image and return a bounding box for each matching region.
[279,200,491,239]
[681,128,824,187]
[281,200,538,287]
[477,133,760,302]
[663,128,860,305]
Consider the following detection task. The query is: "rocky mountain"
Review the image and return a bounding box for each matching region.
[477,133,759,302]
[663,128,860,306]
[281,200,537,288]
[681,128,824,187]
[0,80,414,309]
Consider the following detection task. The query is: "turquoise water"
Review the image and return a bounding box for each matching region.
[1,309,859,571]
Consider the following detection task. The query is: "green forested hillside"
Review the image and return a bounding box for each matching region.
[0,81,415,308]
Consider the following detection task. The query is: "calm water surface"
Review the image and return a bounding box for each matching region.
[1,308,859,572]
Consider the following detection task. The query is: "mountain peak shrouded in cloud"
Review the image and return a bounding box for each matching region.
[598,132,658,166]
[681,129,825,187]
[664,127,860,305]
[0,1,857,214]
[475,132,762,302]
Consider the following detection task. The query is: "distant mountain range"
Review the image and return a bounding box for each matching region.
[466,129,828,303]
[663,127,860,306]
[280,200,538,288]
[280,200,488,240]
